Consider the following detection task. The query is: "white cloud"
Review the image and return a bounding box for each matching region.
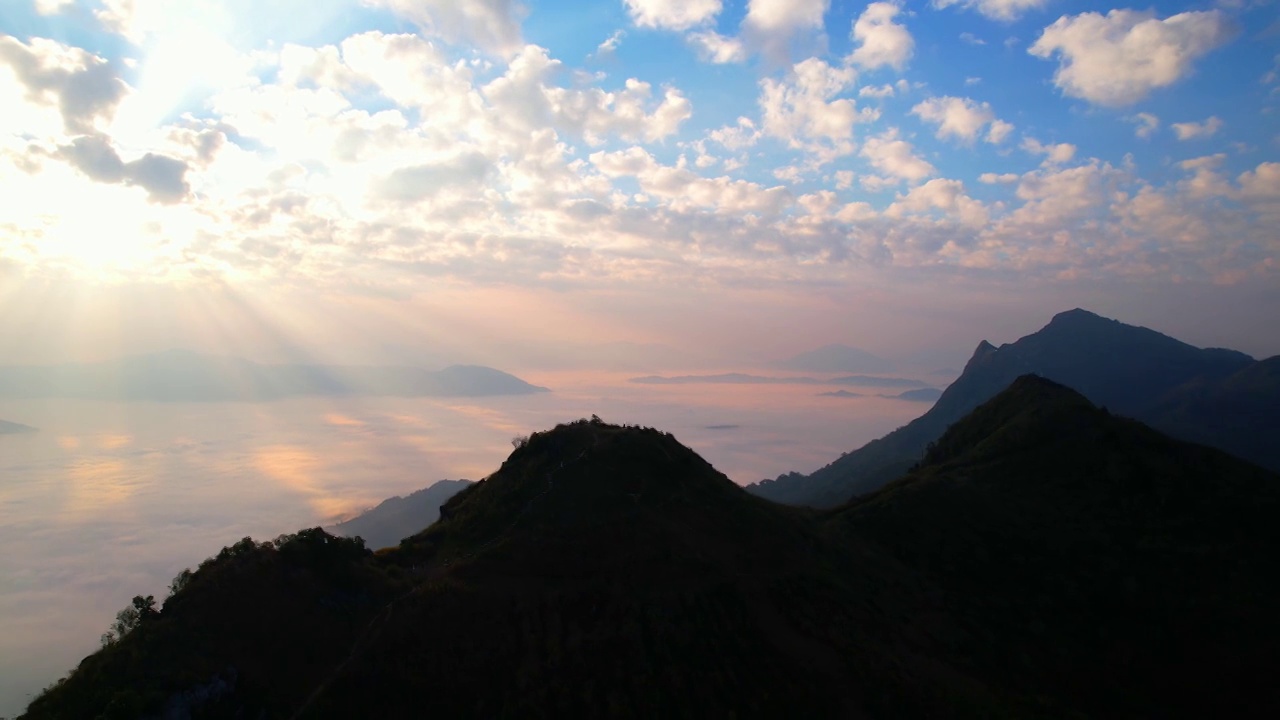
[860,129,935,183]
[709,117,761,151]
[589,146,793,214]
[1128,112,1160,139]
[483,46,693,146]
[1029,9,1233,107]
[595,31,625,57]
[1021,137,1076,164]
[934,0,1048,23]
[687,31,747,64]
[1171,116,1223,140]
[911,96,1011,145]
[759,58,877,163]
[979,172,1020,184]
[365,0,528,56]
[624,0,722,31]
[859,84,895,99]
[959,32,986,46]
[743,0,829,59]
[985,120,1013,144]
[887,178,988,228]
[848,2,913,71]
[33,0,75,14]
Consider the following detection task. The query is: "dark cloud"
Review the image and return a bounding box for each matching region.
[58,134,191,204]
[374,152,493,203]
[0,36,126,134]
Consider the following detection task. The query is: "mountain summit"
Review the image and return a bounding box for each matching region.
[749,308,1274,508]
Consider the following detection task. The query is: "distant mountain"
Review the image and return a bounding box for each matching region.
[749,308,1271,507]
[0,419,37,434]
[631,373,927,388]
[884,387,942,403]
[24,402,1280,719]
[326,480,472,550]
[0,350,549,401]
[818,390,863,398]
[774,344,893,373]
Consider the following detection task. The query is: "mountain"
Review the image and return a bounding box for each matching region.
[0,419,37,434]
[774,344,893,373]
[748,308,1270,508]
[0,350,549,401]
[22,394,1280,718]
[326,480,473,550]
[834,375,1280,718]
[630,373,927,388]
[885,387,942,403]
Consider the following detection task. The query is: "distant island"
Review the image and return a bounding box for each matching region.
[884,387,944,402]
[0,350,549,401]
[0,419,37,434]
[630,373,927,389]
[818,390,863,398]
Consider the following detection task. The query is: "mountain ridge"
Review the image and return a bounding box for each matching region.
[748,308,1274,508]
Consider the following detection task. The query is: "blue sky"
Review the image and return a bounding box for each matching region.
[1,0,1278,364]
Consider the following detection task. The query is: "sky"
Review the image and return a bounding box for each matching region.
[1,0,1279,365]
[2,2,1279,711]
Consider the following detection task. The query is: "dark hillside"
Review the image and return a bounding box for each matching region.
[837,375,1280,718]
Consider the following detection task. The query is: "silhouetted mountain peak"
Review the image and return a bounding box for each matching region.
[1045,307,1108,327]
[920,374,1098,467]
[963,339,997,371]
[431,419,746,541]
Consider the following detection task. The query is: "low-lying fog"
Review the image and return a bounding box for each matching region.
[0,371,930,715]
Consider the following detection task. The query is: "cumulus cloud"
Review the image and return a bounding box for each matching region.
[483,46,692,146]
[374,152,494,203]
[33,0,74,14]
[708,117,761,151]
[759,57,875,162]
[0,36,127,134]
[933,0,1048,22]
[624,0,722,31]
[1029,9,1233,107]
[860,129,935,184]
[687,31,747,64]
[365,0,528,56]
[848,2,913,71]
[1128,112,1160,139]
[56,134,190,203]
[742,0,829,59]
[911,96,1012,144]
[887,178,989,228]
[1021,137,1076,165]
[595,31,625,58]
[590,146,793,215]
[1171,116,1223,140]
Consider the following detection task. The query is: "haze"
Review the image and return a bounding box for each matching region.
[2,0,1278,715]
